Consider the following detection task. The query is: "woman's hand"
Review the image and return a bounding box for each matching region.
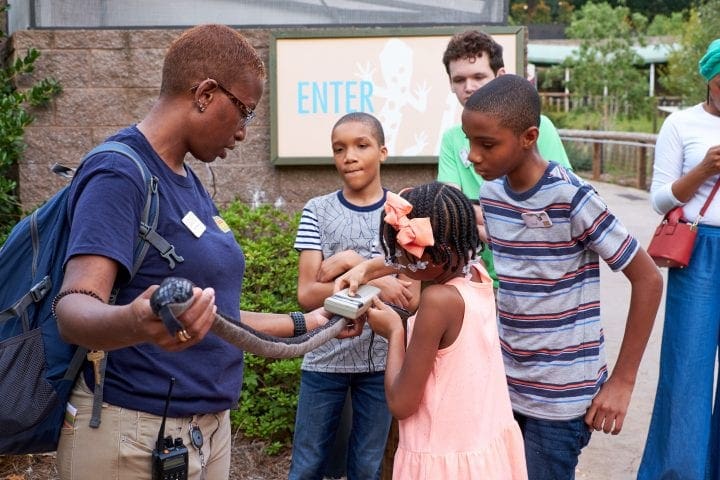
[366,297,403,340]
[303,306,332,331]
[671,145,720,203]
[132,285,217,352]
[335,316,366,339]
[304,306,364,339]
[698,144,720,177]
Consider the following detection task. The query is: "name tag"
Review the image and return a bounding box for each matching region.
[213,215,231,233]
[182,211,207,238]
[521,211,553,228]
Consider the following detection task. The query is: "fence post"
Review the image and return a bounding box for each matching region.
[592,142,602,180]
[638,144,647,190]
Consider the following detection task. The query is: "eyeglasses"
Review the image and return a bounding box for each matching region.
[190,80,256,126]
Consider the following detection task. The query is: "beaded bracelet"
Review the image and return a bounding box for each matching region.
[51,289,104,319]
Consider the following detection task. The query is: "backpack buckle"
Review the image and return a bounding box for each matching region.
[159,245,184,270]
[30,276,52,303]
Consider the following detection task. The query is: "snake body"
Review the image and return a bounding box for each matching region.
[150,277,349,358]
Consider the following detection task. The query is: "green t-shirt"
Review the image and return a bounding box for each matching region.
[437,114,571,287]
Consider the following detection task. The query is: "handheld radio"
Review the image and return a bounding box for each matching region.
[151,377,189,480]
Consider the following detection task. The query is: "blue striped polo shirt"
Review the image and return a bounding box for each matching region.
[480,162,639,420]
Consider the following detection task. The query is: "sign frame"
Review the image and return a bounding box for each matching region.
[269,26,526,165]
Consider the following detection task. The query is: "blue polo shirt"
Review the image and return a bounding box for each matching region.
[66,126,246,417]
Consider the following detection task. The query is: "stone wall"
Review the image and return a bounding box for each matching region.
[10,28,437,212]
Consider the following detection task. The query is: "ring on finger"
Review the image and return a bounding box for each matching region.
[176,329,192,342]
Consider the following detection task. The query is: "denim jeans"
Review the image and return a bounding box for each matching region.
[289,370,391,480]
[638,226,720,480]
[514,412,592,480]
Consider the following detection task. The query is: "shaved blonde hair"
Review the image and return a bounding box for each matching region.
[160,24,266,96]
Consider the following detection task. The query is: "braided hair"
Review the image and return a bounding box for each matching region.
[381,182,482,273]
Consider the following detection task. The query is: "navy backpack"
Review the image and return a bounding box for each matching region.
[0,141,182,454]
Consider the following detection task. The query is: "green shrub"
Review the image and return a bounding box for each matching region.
[221,201,303,454]
[0,4,62,243]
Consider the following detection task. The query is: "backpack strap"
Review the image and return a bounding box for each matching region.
[0,276,52,326]
[77,141,185,428]
[82,141,185,273]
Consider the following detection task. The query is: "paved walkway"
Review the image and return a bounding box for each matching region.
[575,180,666,480]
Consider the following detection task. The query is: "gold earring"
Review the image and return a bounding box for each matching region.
[199,104,207,113]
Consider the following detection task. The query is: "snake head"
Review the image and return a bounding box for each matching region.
[150,277,196,335]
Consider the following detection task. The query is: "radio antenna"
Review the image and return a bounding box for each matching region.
[156,376,175,451]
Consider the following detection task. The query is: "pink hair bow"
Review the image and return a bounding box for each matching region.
[384,191,434,259]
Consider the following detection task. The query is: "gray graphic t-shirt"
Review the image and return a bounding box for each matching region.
[294,190,388,373]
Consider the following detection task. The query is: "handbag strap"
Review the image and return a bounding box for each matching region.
[696,177,720,223]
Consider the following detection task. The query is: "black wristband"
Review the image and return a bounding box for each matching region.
[290,311,307,337]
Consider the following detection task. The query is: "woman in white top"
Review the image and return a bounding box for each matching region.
[638,38,720,480]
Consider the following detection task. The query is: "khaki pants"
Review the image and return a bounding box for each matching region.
[57,376,231,480]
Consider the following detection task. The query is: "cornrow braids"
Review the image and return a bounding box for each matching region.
[381,182,482,273]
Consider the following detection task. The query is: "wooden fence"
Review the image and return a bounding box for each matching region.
[558,129,658,190]
[540,92,682,114]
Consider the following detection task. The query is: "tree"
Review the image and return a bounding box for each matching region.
[0,4,61,241]
[646,11,687,36]
[510,0,573,25]
[660,0,720,104]
[569,0,691,19]
[543,2,649,125]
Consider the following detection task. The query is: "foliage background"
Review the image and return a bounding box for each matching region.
[222,201,304,455]
[0,5,61,243]
[660,0,720,104]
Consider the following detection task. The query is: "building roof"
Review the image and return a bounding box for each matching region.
[528,40,678,65]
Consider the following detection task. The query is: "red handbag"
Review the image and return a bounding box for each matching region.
[648,179,720,268]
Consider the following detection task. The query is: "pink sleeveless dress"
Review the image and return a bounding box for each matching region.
[392,263,527,479]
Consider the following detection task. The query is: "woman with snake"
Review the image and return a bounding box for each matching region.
[52,24,361,480]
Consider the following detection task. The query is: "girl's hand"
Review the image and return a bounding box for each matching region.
[317,250,365,283]
[334,261,370,295]
[366,297,403,339]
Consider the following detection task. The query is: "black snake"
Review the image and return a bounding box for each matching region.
[150,277,410,358]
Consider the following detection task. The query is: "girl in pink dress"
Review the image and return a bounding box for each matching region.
[337,182,527,479]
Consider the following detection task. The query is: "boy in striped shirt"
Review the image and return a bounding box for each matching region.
[463,74,663,479]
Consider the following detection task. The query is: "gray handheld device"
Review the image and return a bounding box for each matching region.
[324,285,381,320]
